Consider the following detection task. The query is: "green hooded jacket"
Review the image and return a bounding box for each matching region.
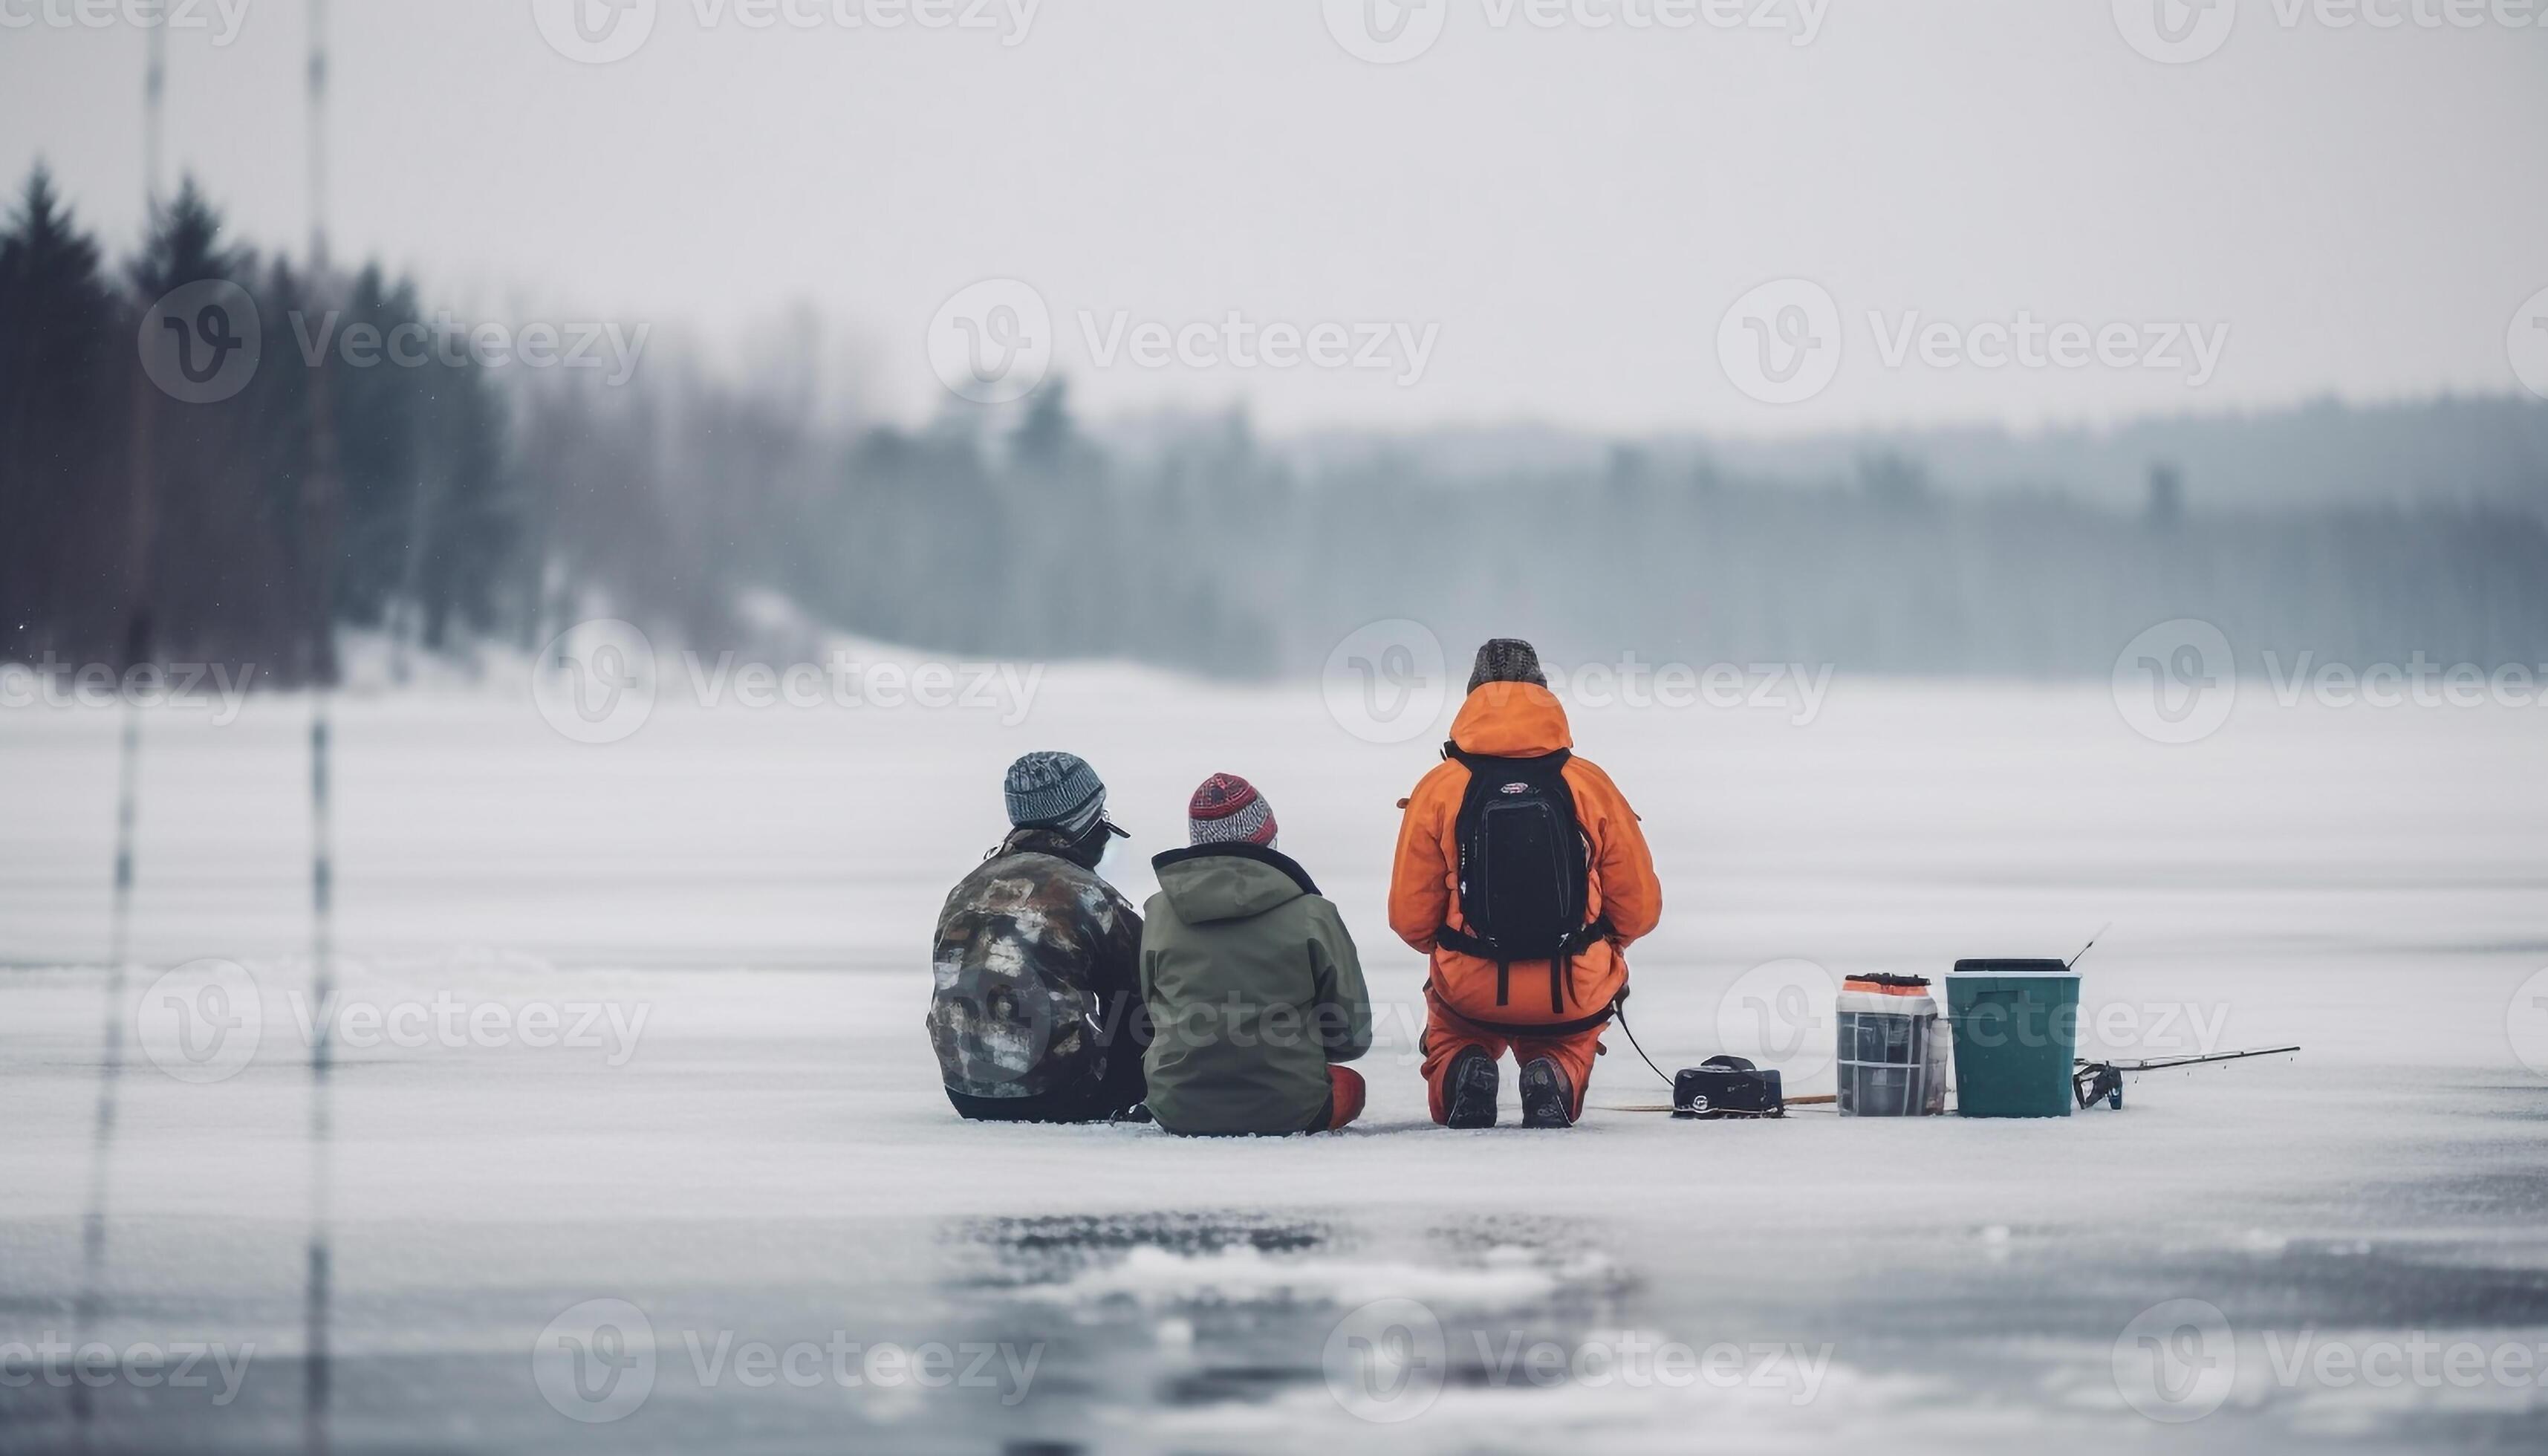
[1140,842,1373,1136]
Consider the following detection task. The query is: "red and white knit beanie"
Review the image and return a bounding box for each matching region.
[1187,772,1278,848]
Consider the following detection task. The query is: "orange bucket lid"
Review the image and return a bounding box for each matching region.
[1842,974,1933,996]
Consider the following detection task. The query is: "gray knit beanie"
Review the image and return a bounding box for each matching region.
[1467,638,1548,694]
[1003,751,1109,836]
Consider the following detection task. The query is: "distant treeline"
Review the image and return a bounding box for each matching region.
[0,167,516,682]
[1280,395,2548,516]
[5,166,2545,683]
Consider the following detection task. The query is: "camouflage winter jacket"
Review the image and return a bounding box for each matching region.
[927,828,1145,1101]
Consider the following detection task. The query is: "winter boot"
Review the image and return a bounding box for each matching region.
[1443,1047,1499,1129]
[1518,1056,1575,1129]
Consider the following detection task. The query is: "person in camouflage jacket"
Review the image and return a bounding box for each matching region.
[928,752,1150,1122]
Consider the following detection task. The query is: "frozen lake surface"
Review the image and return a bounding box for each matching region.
[4,663,2546,1453]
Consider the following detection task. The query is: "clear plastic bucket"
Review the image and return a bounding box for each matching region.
[1836,975,1949,1117]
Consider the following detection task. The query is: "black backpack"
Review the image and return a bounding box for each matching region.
[1434,745,1611,1016]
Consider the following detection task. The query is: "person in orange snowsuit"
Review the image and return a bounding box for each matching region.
[1388,639,1662,1128]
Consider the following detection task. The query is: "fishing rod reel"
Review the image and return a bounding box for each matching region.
[2071,1045,2304,1110]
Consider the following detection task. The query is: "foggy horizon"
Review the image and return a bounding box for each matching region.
[7,0,2544,434]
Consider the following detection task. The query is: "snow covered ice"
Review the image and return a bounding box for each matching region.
[4,661,2546,1453]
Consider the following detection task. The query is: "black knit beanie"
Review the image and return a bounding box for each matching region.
[1467,638,1548,693]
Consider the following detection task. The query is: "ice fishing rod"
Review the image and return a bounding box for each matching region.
[2071,1044,2301,1109]
[2065,922,2113,972]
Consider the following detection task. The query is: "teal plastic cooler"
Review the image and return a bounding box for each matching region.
[1945,961,2081,1117]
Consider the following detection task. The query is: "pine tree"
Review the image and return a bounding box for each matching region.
[0,165,120,662]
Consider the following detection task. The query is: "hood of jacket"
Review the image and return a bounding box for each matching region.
[1449,681,1574,758]
[1150,842,1321,926]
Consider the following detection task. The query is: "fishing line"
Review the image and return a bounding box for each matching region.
[1612,998,1677,1088]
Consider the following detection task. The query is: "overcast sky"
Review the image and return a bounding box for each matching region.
[5,0,2544,433]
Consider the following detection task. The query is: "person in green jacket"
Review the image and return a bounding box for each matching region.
[1140,773,1373,1135]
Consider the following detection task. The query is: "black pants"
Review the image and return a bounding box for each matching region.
[946,1044,1148,1125]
